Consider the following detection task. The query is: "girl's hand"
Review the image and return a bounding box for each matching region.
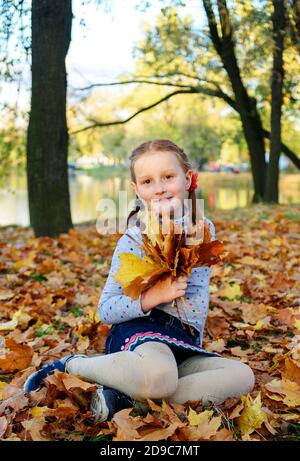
[141,273,188,313]
[161,273,188,303]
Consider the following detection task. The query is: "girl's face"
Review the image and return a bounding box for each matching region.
[131,150,192,218]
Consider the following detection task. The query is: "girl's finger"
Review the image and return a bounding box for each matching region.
[177,282,187,289]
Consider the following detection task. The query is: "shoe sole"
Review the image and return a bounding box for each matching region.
[90,385,109,423]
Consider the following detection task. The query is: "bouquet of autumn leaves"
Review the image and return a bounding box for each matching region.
[114,210,225,327]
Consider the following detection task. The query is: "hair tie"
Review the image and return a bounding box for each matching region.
[188,171,198,192]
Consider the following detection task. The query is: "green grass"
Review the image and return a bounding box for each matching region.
[81,434,113,441]
[70,306,83,317]
[31,273,48,282]
[272,423,300,441]
[284,213,300,220]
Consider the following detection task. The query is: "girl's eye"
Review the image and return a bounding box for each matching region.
[142,175,173,184]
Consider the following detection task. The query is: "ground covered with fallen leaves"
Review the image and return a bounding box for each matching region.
[0,203,299,441]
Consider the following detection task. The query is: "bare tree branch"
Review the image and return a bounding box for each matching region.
[70,81,299,169]
[73,74,228,93]
[70,84,238,135]
[70,89,197,134]
[75,79,197,91]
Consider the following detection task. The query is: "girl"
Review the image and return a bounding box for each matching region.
[24,139,255,423]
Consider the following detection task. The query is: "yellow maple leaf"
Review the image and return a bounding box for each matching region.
[188,408,214,426]
[237,392,266,439]
[238,256,261,266]
[115,253,165,288]
[294,318,300,331]
[14,251,36,269]
[252,316,272,331]
[270,238,281,246]
[218,283,242,300]
[0,381,7,399]
[188,415,222,440]
[28,407,48,417]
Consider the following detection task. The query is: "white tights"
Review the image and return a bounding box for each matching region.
[66,341,255,405]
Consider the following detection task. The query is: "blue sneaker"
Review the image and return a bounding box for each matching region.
[90,385,134,422]
[23,354,87,393]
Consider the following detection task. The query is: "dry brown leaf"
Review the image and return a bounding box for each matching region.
[138,421,185,441]
[210,427,235,441]
[206,316,230,338]
[0,289,15,301]
[61,374,98,392]
[111,408,145,441]
[21,417,48,441]
[0,391,29,414]
[281,357,300,387]
[0,339,33,373]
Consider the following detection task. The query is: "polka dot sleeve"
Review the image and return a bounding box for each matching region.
[98,232,151,325]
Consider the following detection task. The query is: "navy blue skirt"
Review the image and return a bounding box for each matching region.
[105,308,222,367]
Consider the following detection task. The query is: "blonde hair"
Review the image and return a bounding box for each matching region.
[127,139,198,227]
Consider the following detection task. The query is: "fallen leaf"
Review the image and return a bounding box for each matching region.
[138,421,185,441]
[0,390,28,414]
[187,408,213,426]
[281,357,300,387]
[61,374,97,392]
[187,416,222,440]
[218,283,242,300]
[237,392,266,439]
[206,316,230,338]
[22,417,48,441]
[205,338,227,353]
[111,408,145,441]
[0,309,28,331]
[0,339,33,373]
[0,289,15,301]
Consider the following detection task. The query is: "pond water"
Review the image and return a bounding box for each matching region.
[0,170,299,227]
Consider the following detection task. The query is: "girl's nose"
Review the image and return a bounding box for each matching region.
[153,181,167,194]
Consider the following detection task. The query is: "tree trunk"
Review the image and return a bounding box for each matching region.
[26,0,73,237]
[203,0,267,203]
[226,69,267,203]
[265,0,286,202]
[292,0,300,40]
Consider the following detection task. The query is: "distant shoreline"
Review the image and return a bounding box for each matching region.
[0,202,299,232]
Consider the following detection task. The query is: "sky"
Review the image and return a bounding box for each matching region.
[1,0,206,113]
[69,0,205,84]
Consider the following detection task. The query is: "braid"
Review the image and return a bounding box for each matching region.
[126,205,140,228]
[189,189,197,226]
